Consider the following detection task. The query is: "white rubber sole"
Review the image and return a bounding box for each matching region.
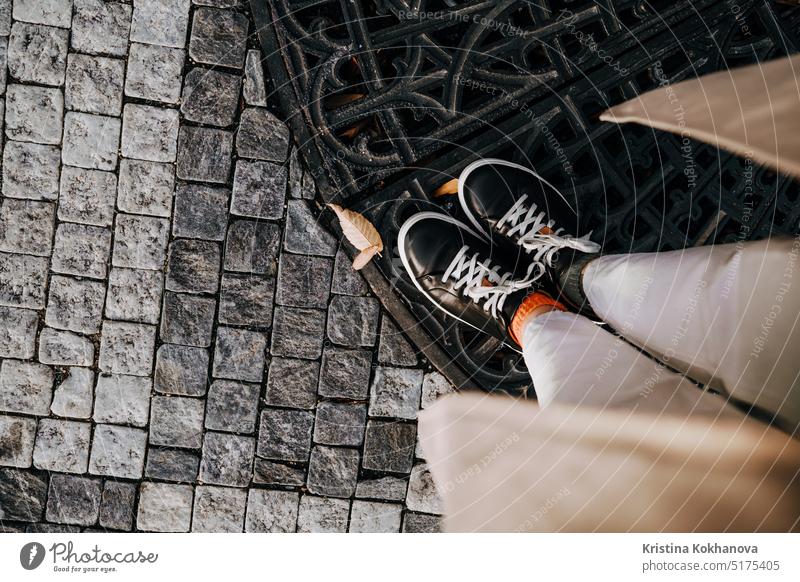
[456,158,578,239]
[397,211,522,354]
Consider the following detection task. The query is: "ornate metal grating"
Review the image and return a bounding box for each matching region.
[253,0,800,395]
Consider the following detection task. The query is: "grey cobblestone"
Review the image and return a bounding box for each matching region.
[199,431,254,486]
[149,395,204,449]
[0,360,53,415]
[212,326,267,382]
[88,424,147,479]
[231,160,286,219]
[125,43,184,104]
[154,344,209,396]
[0,467,47,522]
[32,419,91,473]
[252,459,305,487]
[45,474,101,526]
[0,306,38,358]
[65,54,125,116]
[58,166,116,226]
[378,317,418,366]
[99,481,136,530]
[245,489,298,533]
[355,476,408,502]
[236,107,290,162]
[189,7,248,68]
[72,0,131,57]
[93,375,151,427]
[314,402,367,447]
[50,368,94,419]
[223,219,280,275]
[8,22,68,85]
[265,357,318,409]
[45,275,105,334]
[283,200,337,256]
[0,198,55,256]
[192,486,246,532]
[270,306,325,360]
[121,104,179,162]
[176,126,233,183]
[166,239,221,294]
[98,321,156,376]
[62,112,121,170]
[243,49,267,106]
[276,253,332,308]
[2,142,61,201]
[327,295,380,347]
[257,408,313,462]
[297,495,349,533]
[363,420,416,473]
[350,500,402,533]
[205,380,260,433]
[136,482,193,532]
[331,249,369,296]
[52,222,111,279]
[307,445,360,498]
[181,67,240,126]
[117,160,175,218]
[219,274,274,326]
[173,184,229,240]
[112,214,169,270]
[402,512,442,533]
[0,415,36,467]
[0,253,49,308]
[318,346,372,400]
[145,448,199,482]
[38,328,94,366]
[369,366,423,420]
[13,0,73,28]
[406,463,443,515]
[130,0,190,49]
[5,83,63,144]
[105,268,164,324]
[160,292,216,347]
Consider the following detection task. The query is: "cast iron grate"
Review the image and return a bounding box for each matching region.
[252,0,800,396]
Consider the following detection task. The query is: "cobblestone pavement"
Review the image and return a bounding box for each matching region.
[0,0,449,533]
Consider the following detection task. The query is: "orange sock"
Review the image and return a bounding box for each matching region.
[508,292,567,347]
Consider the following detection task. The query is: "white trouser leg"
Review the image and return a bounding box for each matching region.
[521,311,742,418]
[583,236,800,431]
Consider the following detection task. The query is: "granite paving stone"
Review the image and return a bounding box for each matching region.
[45,275,105,334]
[307,446,360,498]
[72,0,132,56]
[89,424,147,479]
[224,219,280,275]
[297,495,349,533]
[173,185,229,240]
[363,420,416,473]
[62,112,121,170]
[192,486,247,532]
[117,160,175,218]
[331,249,369,296]
[0,198,56,256]
[2,142,61,201]
[231,160,286,219]
[276,253,332,308]
[130,0,191,49]
[0,38,7,94]
[0,467,48,522]
[160,292,216,347]
[5,84,63,144]
[212,327,267,382]
[327,295,380,347]
[65,54,125,116]
[45,474,101,526]
[252,459,305,487]
[350,500,403,533]
[369,366,423,420]
[121,104,179,162]
[199,432,254,486]
[0,306,38,358]
[355,476,408,502]
[406,464,443,514]
[264,358,318,410]
[257,408,313,462]
[0,415,36,468]
[112,214,170,270]
[58,166,117,226]
[176,126,233,183]
[314,402,367,447]
[236,107,291,161]
[318,347,373,400]
[7,22,68,85]
[243,49,267,106]
[93,375,152,427]
[270,306,325,360]
[181,67,241,126]
[149,395,205,449]
[49,368,94,419]
[0,360,53,416]
[284,200,337,256]
[189,7,248,68]
[13,0,74,28]
[32,419,91,473]
[218,274,274,326]
[38,328,94,366]
[105,268,164,324]
[205,380,260,434]
[125,43,185,104]
[245,489,299,533]
[192,0,244,6]
[402,512,442,533]
[136,482,193,532]
[378,317,418,366]
[0,253,49,309]
[154,344,209,396]
[421,371,456,409]
[166,239,221,294]
[98,481,136,530]
[51,222,112,279]
[98,321,157,376]
[145,448,199,483]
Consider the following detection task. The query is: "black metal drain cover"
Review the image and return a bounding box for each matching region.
[252,0,800,396]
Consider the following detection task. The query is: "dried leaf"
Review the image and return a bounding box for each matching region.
[339,119,370,139]
[433,178,459,197]
[328,204,383,270]
[326,93,365,108]
[352,246,381,270]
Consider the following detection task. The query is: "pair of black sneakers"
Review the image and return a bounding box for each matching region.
[398,159,601,351]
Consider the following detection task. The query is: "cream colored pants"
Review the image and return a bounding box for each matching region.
[522,236,800,433]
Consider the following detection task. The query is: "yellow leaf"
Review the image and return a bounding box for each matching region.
[352,245,381,270]
[327,204,384,253]
[433,178,458,197]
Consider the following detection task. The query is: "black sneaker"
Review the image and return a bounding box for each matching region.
[398,212,536,351]
[458,158,601,312]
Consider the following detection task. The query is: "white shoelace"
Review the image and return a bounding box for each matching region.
[442,246,535,318]
[496,195,601,277]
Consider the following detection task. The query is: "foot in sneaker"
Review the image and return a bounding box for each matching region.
[457,158,601,314]
[398,212,539,350]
